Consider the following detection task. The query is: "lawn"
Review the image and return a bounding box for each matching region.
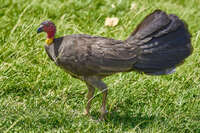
[0,0,200,132]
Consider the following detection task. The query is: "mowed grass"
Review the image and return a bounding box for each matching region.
[0,0,200,132]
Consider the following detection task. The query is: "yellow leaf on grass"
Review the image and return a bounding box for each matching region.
[111,4,115,8]
[130,2,137,10]
[105,17,119,27]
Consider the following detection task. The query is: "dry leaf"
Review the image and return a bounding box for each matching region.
[111,4,115,8]
[130,2,137,10]
[105,17,119,27]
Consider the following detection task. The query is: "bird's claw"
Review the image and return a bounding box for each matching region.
[100,109,108,121]
[83,110,90,116]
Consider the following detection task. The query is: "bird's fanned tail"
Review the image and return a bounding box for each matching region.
[126,10,193,75]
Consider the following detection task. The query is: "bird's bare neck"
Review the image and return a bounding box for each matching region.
[46,30,55,45]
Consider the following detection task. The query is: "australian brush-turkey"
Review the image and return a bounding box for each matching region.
[37,10,192,120]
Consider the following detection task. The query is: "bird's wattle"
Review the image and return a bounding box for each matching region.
[45,38,54,45]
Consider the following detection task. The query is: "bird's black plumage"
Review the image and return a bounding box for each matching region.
[37,10,193,120]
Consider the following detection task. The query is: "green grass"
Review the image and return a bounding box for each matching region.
[0,0,200,132]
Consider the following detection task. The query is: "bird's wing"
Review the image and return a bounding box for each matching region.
[57,34,140,76]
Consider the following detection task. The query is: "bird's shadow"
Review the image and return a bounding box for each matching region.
[108,111,155,130]
[90,103,159,131]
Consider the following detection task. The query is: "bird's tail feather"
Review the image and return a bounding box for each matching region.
[126,10,192,75]
[146,67,176,75]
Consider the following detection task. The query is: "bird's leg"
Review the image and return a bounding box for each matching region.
[99,87,108,121]
[84,83,95,115]
[84,76,108,120]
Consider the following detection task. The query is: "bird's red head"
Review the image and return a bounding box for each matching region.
[37,21,56,38]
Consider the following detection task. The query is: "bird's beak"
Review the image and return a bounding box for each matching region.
[37,26,44,33]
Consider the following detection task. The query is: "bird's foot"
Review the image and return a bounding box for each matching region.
[83,109,90,116]
[100,109,108,121]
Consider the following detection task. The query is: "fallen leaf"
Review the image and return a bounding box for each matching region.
[130,2,137,10]
[105,17,119,27]
[111,4,115,8]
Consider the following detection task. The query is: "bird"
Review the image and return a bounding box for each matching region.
[37,10,193,120]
